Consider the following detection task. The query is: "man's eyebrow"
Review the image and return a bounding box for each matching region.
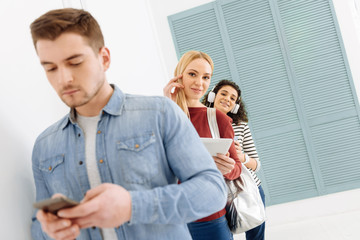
[40,54,84,65]
[40,61,53,66]
[65,54,84,61]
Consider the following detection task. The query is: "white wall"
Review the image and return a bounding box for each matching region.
[145,0,214,78]
[333,0,360,101]
[0,0,166,238]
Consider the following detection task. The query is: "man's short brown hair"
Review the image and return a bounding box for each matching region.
[30,8,104,53]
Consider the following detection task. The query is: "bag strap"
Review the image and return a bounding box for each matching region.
[207,108,220,139]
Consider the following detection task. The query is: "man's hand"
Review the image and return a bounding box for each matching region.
[36,194,80,240]
[213,153,235,175]
[57,183,132,229]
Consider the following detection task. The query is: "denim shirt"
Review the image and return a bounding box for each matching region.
[31,85,227,240]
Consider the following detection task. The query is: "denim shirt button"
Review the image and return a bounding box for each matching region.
[48,166,52,171]
[78,133,81,137]
[135,144,139,149]
[99,159,104,163]
[92,226,96,230]
[79,161,83,165]
[97,130,101,134]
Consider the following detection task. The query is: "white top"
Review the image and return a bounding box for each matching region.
[77,114,118,239]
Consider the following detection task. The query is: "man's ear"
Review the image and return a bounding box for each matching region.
[99,47,110,71]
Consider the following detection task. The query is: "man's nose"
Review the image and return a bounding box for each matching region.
[58,67,73,84]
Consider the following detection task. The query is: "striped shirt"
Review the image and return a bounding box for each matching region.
[232,122,261,186]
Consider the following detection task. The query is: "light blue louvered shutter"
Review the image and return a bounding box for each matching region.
[275,0,360,194]
[168,0,360,206]
[168,2,232,89]
[216,0,318,205]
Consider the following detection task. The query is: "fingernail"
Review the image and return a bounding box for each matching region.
[63,220,70,227]
[57,211,64,217]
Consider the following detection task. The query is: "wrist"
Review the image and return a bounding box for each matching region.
[243,154,250,164]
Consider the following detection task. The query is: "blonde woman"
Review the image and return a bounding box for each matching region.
[164,51,241,240]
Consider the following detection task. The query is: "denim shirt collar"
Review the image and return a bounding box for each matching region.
[60,84,125,130]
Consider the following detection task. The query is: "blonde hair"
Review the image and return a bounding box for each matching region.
[174,50,214,117]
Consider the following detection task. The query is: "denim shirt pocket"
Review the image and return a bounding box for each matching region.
[39,154,67,195]
[117,132,158,184]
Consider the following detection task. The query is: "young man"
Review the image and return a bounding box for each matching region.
[30,8,227,240]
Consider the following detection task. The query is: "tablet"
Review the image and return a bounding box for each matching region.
[200,138,233,156]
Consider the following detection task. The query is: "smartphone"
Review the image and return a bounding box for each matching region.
[33,196,79,214]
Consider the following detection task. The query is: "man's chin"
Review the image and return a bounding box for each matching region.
[62,100,87,109]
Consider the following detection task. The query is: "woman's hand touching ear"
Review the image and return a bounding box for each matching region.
[163,75,184,102]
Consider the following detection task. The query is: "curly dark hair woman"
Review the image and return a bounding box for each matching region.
[202,80,248,124]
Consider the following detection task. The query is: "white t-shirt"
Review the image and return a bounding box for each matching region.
[77,114,118,240]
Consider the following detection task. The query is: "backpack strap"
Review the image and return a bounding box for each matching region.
[207,108,220,139]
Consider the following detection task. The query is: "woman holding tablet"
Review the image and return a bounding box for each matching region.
[163,51,241,240]
[202,79,265,240]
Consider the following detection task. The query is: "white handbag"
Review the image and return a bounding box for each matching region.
[206,108,266,233]
[226,165,266,233]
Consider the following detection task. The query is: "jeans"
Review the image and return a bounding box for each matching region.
[245,185,266,240]
[188,216,234,240]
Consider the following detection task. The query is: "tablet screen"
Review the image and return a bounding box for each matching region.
[200,138,233,156]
